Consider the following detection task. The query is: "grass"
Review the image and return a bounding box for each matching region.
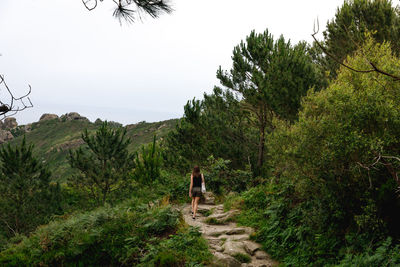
[205,217,225,225]
[233,252,251,263]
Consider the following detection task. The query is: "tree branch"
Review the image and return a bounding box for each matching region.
[0,75,33,121]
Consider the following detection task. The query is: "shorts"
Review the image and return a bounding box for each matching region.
[192,187,202,197]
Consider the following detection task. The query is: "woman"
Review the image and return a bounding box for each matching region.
[189,166,205,220]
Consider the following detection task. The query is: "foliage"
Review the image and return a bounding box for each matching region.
[140,226,212,266]
[231,38,400,265]
[0,137,62,238]
[217,29,321,174]
[318,0,400,78]
[69,122,135,205]
[335,238,400,267]
[203,156,252,195]
[0,192,211,266]
[163,87,255,173]
[133,135,162,184]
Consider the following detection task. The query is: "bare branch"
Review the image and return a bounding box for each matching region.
[0,75,33,121]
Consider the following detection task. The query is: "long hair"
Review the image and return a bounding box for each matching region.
[192,166,201,177]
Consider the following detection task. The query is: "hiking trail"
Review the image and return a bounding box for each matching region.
[181,192,278,267]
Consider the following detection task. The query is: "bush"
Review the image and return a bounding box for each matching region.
[204,156,252,195]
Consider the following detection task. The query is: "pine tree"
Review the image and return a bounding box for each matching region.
[134,135,162,184]
[217,29,320,174]
[69,122,135,205]
[0,137,61,237]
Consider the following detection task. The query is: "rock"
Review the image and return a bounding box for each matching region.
[0,129,13,144]
[208,209,239,223]
[203,191,215,205]
[157,123,167,130]
[223,241,247,257]
[212,252,242,267]
[243,241,261,255]
[3,117,17,129]
[24,124,32,132]
[207,229,228,237]
[39,113,59,121]
[226,228,246,235]
[255,250,269,260]
[219,234,250,242]
[61,112,89,122]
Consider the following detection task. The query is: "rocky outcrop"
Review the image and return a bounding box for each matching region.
[60,112,89,122]
[39,113,59,121]
[0,129,13,144]
[2,117,17,129]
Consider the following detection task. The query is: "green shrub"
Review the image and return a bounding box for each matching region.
[134,135,163,184]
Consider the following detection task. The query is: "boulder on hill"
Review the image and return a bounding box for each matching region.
[2,117,17,129]
[0,129,13,144]
[60,112,89,122]
[39,113,59,122]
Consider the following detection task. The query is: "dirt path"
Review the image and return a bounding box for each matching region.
[182,192,278,267]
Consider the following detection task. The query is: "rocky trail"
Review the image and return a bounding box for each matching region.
[181,192,278,267]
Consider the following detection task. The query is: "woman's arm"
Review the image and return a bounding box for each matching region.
[201,173,205,185]
[189,174,193,196]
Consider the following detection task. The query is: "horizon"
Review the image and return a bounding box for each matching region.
[1,0,344,125]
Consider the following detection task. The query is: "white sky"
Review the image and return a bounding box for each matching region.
[0,0,344,125]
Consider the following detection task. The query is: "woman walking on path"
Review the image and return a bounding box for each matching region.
[189,166,205,220]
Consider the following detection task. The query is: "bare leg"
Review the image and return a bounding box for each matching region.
[193,196,200,218]
[191,197,195,213]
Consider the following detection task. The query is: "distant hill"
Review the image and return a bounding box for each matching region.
[3,113,178,182]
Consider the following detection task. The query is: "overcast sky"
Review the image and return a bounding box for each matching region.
[0,0,344,125]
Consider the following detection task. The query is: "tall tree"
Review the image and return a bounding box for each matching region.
[318,0,400,78]
[69,122,135,205]
[0,137,61,237]
[217,29,320,174]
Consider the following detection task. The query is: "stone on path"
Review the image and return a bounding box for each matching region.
[203,191,215,205]
[255,250,270,260]
[223,240,247,256]
[212,252,242,267]
[226,227,246,235]
[243,241,261,255]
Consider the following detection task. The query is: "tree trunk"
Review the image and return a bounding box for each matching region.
[256,123,266,175]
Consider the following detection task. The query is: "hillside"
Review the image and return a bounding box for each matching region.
[3,113,178,182]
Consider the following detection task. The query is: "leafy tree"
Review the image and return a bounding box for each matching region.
[0,137,61,237]
[217,29,320,174]
[269,37,400,253]
[318,0,400,78]
[69,122,135,205]
[133,135,162,184]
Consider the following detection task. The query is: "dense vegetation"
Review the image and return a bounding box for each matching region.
[1,0,400,266]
